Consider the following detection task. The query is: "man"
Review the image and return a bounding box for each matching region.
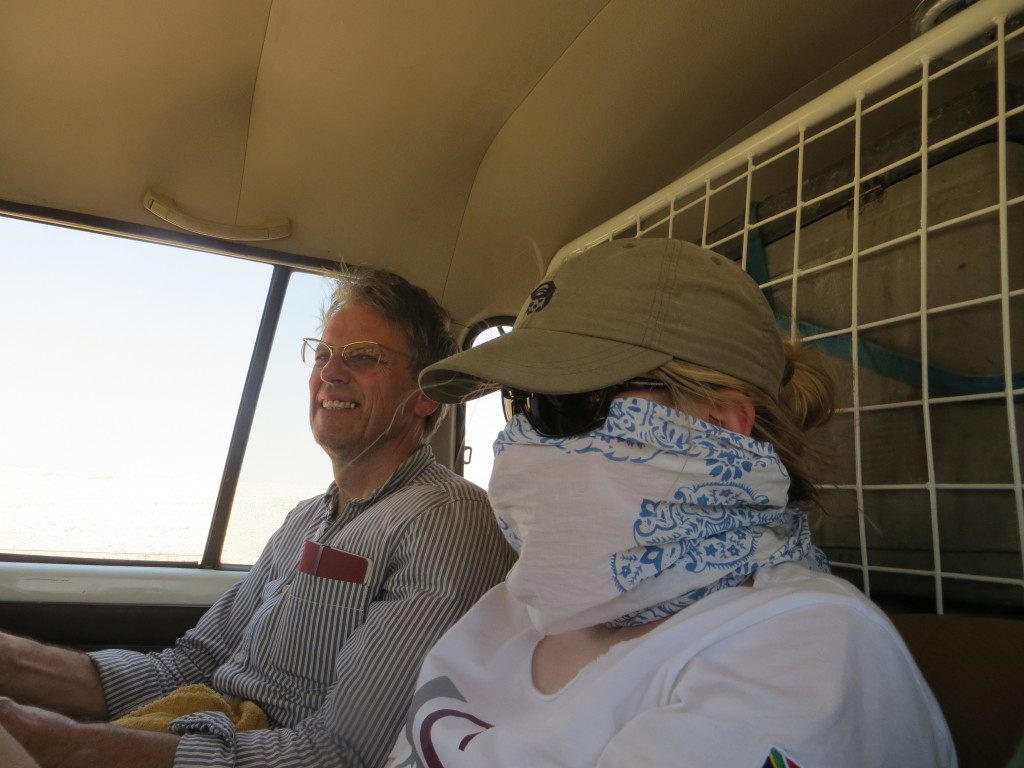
[0,266,515,768]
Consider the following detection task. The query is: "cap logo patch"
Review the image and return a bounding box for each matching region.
[525,281,556,315]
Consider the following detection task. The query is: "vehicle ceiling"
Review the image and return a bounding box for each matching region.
[0,1,924,339]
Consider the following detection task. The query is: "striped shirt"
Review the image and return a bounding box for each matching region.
[91,446,515,768]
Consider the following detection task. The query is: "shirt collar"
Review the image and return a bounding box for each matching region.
[324,444,435,516]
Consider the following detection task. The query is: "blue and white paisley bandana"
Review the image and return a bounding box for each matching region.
[489,397,829,634]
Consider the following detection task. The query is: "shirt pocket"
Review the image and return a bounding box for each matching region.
[262,570,371,688]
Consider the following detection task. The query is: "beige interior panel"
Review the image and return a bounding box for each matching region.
[0,0,926,337]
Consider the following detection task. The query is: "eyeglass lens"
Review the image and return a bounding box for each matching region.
[302,340,384,370]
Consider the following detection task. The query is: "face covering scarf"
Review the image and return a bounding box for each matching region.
[489,397,829,635]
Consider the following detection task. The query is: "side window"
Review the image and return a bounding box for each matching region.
[461,324,513,490]
[220,272,335,565]
[0,216,328,565]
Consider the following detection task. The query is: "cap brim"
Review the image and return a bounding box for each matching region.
[419,327,672,403]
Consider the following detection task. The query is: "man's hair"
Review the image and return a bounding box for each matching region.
[321,265,458,440]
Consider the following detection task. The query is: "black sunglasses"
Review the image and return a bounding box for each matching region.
[501,378,669,438]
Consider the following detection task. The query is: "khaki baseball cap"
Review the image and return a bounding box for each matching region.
[420,238,785,402]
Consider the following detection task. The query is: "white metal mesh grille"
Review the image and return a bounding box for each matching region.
[557,0,1024,615]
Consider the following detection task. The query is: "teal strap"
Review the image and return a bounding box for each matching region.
[745,203,1023,397]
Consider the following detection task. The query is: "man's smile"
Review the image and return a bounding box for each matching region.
[321,399,358,409]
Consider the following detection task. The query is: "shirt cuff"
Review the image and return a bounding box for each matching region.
[170,720,237,768]
[88,648,166,719]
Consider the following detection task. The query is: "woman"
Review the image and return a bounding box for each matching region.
[389,238,955,767]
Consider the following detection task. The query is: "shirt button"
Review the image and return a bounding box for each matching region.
[233,652,245,664]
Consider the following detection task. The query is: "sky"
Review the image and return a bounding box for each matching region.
[0,216,329,481]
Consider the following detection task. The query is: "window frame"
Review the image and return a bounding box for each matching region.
[454,317,516,487]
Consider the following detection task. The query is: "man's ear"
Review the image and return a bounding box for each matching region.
[412,390,440,418]
[710,390,755,436]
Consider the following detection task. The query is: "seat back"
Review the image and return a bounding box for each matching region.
[889,614,1024,768]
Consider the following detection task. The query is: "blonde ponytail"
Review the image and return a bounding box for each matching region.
[655,342,835,505]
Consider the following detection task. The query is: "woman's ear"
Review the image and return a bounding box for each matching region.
[709,389,755,436]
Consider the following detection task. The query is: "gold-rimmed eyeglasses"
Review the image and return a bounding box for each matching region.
[301,338,409,370]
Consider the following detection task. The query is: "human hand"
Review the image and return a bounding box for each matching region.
[0,697,77,767]
[0,719,40,768]
[0,694,180,768]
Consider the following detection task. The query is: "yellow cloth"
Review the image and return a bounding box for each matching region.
[111,684,269,733]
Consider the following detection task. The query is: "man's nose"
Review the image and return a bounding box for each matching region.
[319,350,353,381]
